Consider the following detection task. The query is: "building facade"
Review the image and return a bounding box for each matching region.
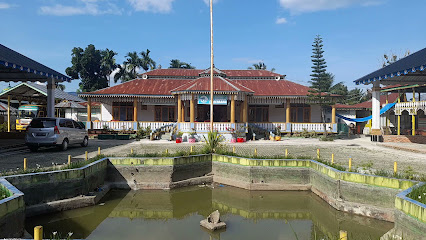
[80,68,338,137]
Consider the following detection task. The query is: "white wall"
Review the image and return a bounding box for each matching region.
[311,105,322,123]
[101,104,113,121]
[139,104,155,122]
[269,105,286,122]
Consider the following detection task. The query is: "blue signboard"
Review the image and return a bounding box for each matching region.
[198,95,228,105]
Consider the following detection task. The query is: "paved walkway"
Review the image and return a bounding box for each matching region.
[379,142,426,154]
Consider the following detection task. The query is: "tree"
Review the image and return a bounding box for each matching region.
[66,44,113,92]
[248,62,275,72]
[346,88,368,105]
[114,49,156,83]
[140,49,156,71]
[308,35,334,135]
[55,82,66,91]
[169,59,196,69]
[382,50,410,67]
[101,48,118,87]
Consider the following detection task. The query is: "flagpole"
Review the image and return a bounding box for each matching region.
[209,0,214,132]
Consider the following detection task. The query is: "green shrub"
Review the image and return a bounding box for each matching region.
[202,131,224,153]
[407,184,426,204]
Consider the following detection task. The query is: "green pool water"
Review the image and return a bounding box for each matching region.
[26,185,393,240]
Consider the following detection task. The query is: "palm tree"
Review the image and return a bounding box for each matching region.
[140,49,156,72]
[169,59,195,69]
[114,51,141,83]
[248,62,275,72]
[55,82,66,91]
[101,49,118,87]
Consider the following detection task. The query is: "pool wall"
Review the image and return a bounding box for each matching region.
[0,154,425,239]
[0,178,25,238]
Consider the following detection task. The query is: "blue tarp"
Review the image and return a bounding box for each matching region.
[336,103,396,123]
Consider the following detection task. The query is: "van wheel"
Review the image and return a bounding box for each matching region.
[81,137,88,147]
[29,146,38,152]
[58,139,68,151]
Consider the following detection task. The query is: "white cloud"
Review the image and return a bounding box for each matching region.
[0,2,12,9]
[279,0,384,14]
[39,0,121,16]
[276,17,287,24]
[203,0,219,6]
[128,0,175,13]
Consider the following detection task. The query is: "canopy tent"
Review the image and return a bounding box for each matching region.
[0,82,83,103]
[353,47,426,137]
[354,47,426,86]
[336,103,396,123]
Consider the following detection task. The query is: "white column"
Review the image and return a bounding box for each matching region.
[47,78,56,117]
[371,81,381,135]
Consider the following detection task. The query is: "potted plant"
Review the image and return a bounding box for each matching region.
[175,131,183,143]
[274,126,282,141]
[188,128,197,143]
[226,127,237,143]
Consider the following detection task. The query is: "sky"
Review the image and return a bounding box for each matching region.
[1,0,426,93]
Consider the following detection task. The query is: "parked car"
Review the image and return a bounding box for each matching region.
[25,117,88,152]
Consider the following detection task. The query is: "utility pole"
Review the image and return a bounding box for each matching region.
[209,0,214,132]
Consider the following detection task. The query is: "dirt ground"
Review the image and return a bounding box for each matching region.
[1,136,424,176]
[98,136,426,175]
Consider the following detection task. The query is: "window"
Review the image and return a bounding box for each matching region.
[154,106,175,122]
[30,119,56,128]
[290,104,311,123]
[248,105,269,122]
[112,102,134,121]
[73,120,84,129]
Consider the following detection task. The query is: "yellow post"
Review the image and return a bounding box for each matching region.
[98,147,101,155]
[349,158,352,171]
[190,146,194,153]
[331,106,336,124]
[24,158,27,171]
[394,161,397,174]
[331,153,334,164]
[190,94,195,123]
[87,97,92,122]
[133,98,138,122]
[397,91,401,135]
[230,95,235,123]
[412,88,416,136]
[85,151,88,161]
[242,97,248,123]
[317,149,320,160]
[131,148,134,154]
[254,148,257,157]
[68,155,71,165]
[7,95,11,132]
[233,146,236,153]
[285,149,288,158]
[34,226,43,240]
[286,99,291,124]
[177,95,182,123]
[339,230,347,240]
[385,94,389,127]
[181,101,185,122]
[165,149,169,155]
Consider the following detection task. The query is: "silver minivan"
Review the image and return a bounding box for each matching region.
[25,117,89,152]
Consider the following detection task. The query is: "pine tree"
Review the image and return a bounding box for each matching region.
[308,35,334,136]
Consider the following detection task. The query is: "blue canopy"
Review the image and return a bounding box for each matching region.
[336,103,396,123]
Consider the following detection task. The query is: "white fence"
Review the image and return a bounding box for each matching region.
[395,101,426,114]
[291,123,332,132]
[253,122,287,132]
[179,122,246,133]
[91,121,172,131]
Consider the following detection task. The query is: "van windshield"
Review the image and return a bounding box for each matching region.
[30,119,56,128]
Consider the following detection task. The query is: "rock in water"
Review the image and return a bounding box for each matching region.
[200,210,226,231]
[208,210,220,224]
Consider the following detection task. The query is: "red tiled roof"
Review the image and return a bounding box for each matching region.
[234,79,312,96]
[223,70,281,77]
[143,68,282,78]
[172,77,253,93]
[145,69,202,77]
[86,79,191,95]
[335,93,399,109]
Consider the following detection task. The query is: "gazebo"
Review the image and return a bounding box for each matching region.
[354,47,426,141]
[0,44,72,131]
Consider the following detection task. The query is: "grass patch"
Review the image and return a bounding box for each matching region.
[315,158,346,171]
[374,167,426,182]
[407,184,426,204]
[0,185,11,200]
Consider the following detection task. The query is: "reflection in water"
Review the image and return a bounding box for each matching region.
[26,185,393,240]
